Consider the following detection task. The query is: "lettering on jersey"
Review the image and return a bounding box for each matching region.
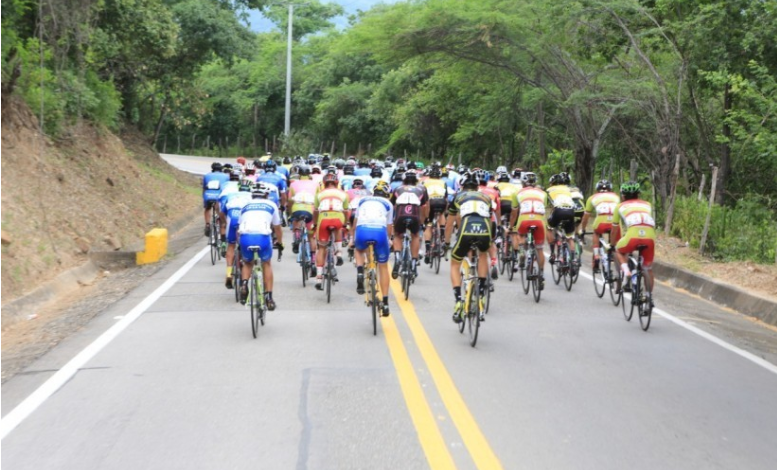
[520,200,545,215]
[319,198,344,211]
[625,213,655,228]
[207,180,221,190]
[396,191,422,205]
[293,192,315,204]
[596,202,616,215]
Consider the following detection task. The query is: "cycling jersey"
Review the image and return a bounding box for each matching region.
[339,175,357,191]
[391,184,428,235]
[613,199,656,267]
[218,181,240,213]
[585,191,620,235]
[239,199,282,262]
[225,192,252,244]
[315,187,349,243]
[423,178,448,199]
[257,172,287,206]
[546,185,576,209]
[511,186,549,245]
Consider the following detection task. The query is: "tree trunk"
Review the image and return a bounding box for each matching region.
[716,82,732,204]
[663,153,682,235]
[574,145,594,195]
[699,166,719,255]
[151,97,168,147]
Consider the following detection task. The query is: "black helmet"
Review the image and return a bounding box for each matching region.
[343,163,355,175]
[353,178,365,188]
[211,162,223,171]
[298,164,311,177]
[461,171,479,190]
[264,160,277,172]
[392,171,404,183]
[596,179,612,192]
[559,172,571,185]
[370,167,383,178]
[406,161,417,170]
[549,174,561,186]
[512,168,523,179]
[283,156,291,164]
[497,172,510,183]
[229,169,241,181]
[403,169,418,185]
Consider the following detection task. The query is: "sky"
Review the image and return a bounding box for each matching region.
[244,0,397,33]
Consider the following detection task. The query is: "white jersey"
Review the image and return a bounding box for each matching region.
[239,199,282,235]
[355,197,393,229]
[219,181,239,199]
[226,192,253,231]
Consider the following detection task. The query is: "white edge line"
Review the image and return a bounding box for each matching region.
[576,269,777,375]
[0,246,210,440]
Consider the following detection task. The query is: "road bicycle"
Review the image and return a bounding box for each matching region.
[245,246,267,339]
[231,239,242,303]
[428,220,444,274]
[295,222,312,287]
[363,243,384,336]
[519,226,542,303]
[457,248,486,347]
[398,232,415,301]
[497,222,516,281]
[594,234,621,306]
[621,245,654,331]
[572,233,583,284]
[208,203,222,265]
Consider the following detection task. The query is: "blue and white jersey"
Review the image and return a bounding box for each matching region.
[389,180,403,193]
[340,175,357,191]
[239,199,282,235]
[355,197,393,229]
[203,172,229,199]
[257,172,287,194]
[219,181,239,200]
[365,177,380,193]
[276,165,290,180]
[226,192,252,220]
[354,167,371,177]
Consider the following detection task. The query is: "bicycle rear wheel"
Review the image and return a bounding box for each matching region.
[326,265,332,304]
[370,273,378,336]
[250,275,260,338]
[467,285,480,347]
[531,256,541,303]
[484,277,492,314]
[638,273,652,331]
[520,253,531,295]
[233,254,240,303]
[551,248,562,285]
[608,258,621,306]
[593,256,606,298]
[209,230,218,265]
[563,255,573,292]
[621,272,634,321]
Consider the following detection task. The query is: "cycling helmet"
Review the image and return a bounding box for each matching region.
[391,171,404,183]
[222,163,233,173]
[403,169,418,185]
[370,167,383,178]
[457,164,467,174]
[229,169,241,181]
[298,165,311,178]
[334,158,345,169]
[307,155,317,165]
[252,182,270,199]
[522,172,538,186]
[311,165,322,175]
[497,172,510,183]
[211,162,223,171]
[620,181,641,200]
[461,171,480,190]
[429,166,442,178]
[474,169,487,186]
[353,178,365,188]
[343,164,355,175]
[512,168,523,179]
[596,179,613,192]
[326,165,337,175]
[283,156,292,165]
[239,181,253,192]
[549,174,561,186]
[496,165,507,175]
[233,163,244,173]
[406,161,417,170]
[415,161,425,170]
[244,162,256,175]
[559,171,571,185]
[264,160,277,172]
[236,156,247,166]
[323,172,338,186]
[373,180,391,198]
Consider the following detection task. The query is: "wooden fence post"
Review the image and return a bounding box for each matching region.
[699,166,718,255]
[697,173,706,201]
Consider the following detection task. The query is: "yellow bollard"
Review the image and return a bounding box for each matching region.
[136,228,168,265]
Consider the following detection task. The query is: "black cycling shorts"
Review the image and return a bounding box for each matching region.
[394,216,421,235]
[499,201,512,220]
[548,207,576,236]
[451,216,492,261]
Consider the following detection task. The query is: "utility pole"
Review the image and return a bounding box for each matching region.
[284,3,293,137]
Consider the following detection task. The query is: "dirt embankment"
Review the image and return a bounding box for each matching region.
[1,95,200,304]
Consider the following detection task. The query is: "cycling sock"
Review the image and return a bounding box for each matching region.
[383,295,389,305]
[394,252,400,262]
[490,257,497,267]
[453,286,461,301]
[478,277,487,295]
[425,241,431,251]
[356,266,364,275]
[412,258,418,269]
[227,266,232,277]
[266,291,272,299]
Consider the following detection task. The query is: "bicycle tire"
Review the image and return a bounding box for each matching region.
[468,282,480,347]
[403,268,411,301]
[638,271,652,331]
[484,277,492,314]
[572,244,582,284]
[370,272,378,336]
[257,274,266,326]
[508,247,516,281]
[233,252,240,303]
[563,253,573,292]
[326,265,332,304]
[551,247,562,285]
[621,271,634,321]
[250,274,259,338]
[531,256,541,303]
[607,257,621,306]
[593,257,606,298]
[433,245,441,274]
[521,252,531,295]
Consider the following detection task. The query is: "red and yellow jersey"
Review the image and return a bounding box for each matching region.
[585,192,620,216]
[613,199,655,230]
[478,186,501,211]
[423,178,448,199]
[314,187,349,224]
[512,187,548,217]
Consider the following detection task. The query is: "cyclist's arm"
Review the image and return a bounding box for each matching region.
[579,211,590,234]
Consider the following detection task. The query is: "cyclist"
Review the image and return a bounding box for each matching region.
[218,169,242,256]
[510,168,524,187]
[508,172,548,289]
[224,181,253,288]
[257,160,288,214]
[545,173,577,267]
[422,163,449,264]
[340,163,357,191]
[494,171,519,259]
[389,170,404,193]
[288,165,317,268]
[313,172,350,290]
[238,182,284,310]
[390,169,428,279]
[612,181,656,301]
[353,180,394,317]
[444,171,493,323]
[203,162,229,237]
[365,166,384,193]
[563,172,585,229]
[477,169,501,279]
[579,179,620,271]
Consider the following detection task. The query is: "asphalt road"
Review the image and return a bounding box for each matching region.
[3,156,777,469]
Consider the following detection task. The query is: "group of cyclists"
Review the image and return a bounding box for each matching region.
[202,153,657,326]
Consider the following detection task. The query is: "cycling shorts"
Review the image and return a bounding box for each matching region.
[239,233,273,262]
[354,226,391,263]
[593,217,614,236]
[616,226,656,268]
[429,198,448,217]
[317,218,344,245]
[451,216,492,262]
[394,216,421,235]
[548,207,576,236]
[203,191,221,209]
[226,208,241,244]
[291,210,314,229]
[516,215,546,246]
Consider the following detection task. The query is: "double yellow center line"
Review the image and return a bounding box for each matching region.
[381,277,503,469]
